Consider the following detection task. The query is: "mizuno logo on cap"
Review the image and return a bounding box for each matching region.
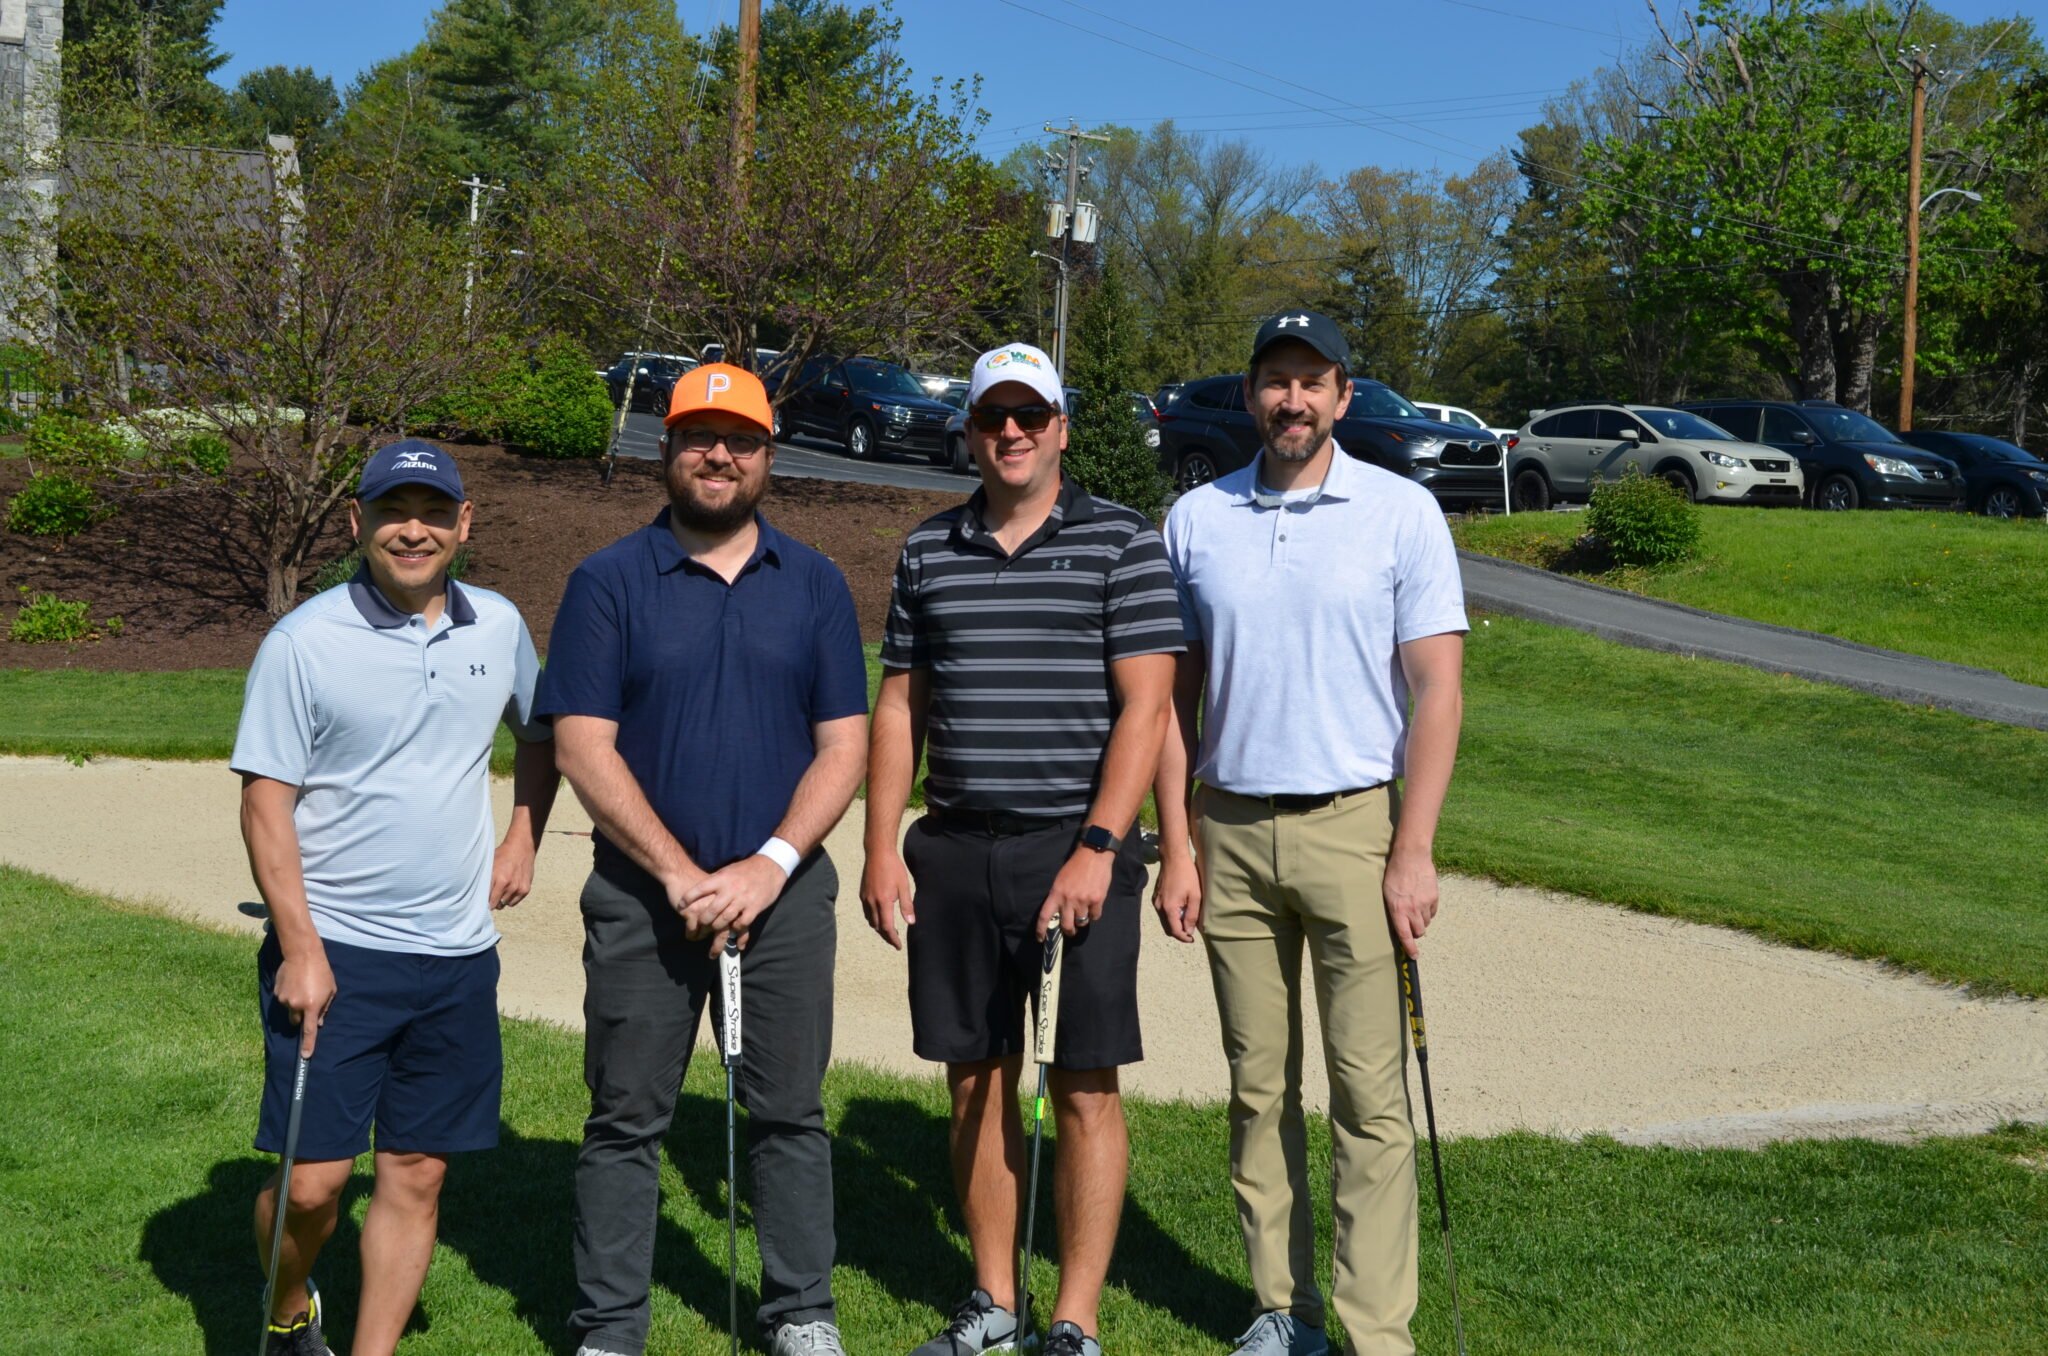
[393,454,437,469]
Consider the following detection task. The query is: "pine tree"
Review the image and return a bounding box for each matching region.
[1065,263,1169,519]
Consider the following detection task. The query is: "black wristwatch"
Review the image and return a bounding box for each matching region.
[1079,824,1121,854]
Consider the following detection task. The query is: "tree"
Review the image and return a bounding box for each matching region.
[1064,263,1168,518]
[62,0,230,140]
[228,66,340,157]
[425,0,600,190]
[25,148,496,615]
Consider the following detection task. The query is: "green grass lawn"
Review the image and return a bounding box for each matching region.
[8,626,2048,994]
[3,869,2046,1355]
[1454,506,2048,685]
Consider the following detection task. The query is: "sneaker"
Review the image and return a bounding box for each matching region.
[575,1348,634,1356]
[264,1305,333,1356]
[910,1288,1026,1354]
[1041,1322,1099,1356]
[1230,1311,1329,1355]
[772,1319,851,1354]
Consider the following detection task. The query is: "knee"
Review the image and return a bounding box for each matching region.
[1049,1070,1124,1136]
[947,1058,1018,1130]
[377,1152,449,1208]
[281,1160,350,1219]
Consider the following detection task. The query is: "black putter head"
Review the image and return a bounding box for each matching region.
[236,901,268,920]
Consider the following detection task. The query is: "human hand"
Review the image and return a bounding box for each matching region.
[274,945,337,1058]
[682,855,787,954]
[1037,848,1114,940]
[490,836,536,909]
[859,846,917,951]
[1152,851,1203,942]
[1383,847,1440,958]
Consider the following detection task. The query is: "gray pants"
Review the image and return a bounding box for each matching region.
[569,853,838,1352]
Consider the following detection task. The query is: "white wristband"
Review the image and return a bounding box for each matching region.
[755,836,802,880]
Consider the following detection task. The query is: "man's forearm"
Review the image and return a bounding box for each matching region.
[773,739,866,858]
[1392,682,1462,859]
[240,780,320,956]
[1152,654,1205,858]
[1086,689,1171,840]
[558,738,701,887]
[863,699,918,851]
[506,736,560,849]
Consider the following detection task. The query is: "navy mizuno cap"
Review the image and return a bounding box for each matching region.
[356,439,466,503]
[1249,308,1351,371]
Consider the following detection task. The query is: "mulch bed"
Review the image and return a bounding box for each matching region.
[0,444,959,670]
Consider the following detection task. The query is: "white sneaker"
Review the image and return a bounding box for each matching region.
[1230,1312,1329,1355]
[772,1319,851,1355]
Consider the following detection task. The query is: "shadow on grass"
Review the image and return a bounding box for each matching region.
[141,1092,1253,1354]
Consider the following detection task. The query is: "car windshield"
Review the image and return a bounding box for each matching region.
[1636,408,1738,441]
[845,360,928,398]
[1349,382,1426,419]
[1805,406,1902,444]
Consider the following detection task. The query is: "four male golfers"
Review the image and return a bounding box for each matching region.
[234,440,558,1356]
[228,321,1465,1355]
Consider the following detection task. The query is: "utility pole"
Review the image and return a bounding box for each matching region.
[732,0,761,369]
[1897,48,1932,432]
[457,174,504,330]
[1043,120,1109,379]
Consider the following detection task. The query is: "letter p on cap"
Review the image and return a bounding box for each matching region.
[707,373,731,401]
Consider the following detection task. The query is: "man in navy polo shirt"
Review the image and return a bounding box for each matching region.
[233,439,559,1356]
[539,363,869,1356]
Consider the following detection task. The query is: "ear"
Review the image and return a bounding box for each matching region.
[347,498,363,543]
[456,498,474,544]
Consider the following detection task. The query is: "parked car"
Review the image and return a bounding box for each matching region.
[699,343,783,370]
[1897,429,2048,518]
[934,378,970,409]
[1153,382,1185,412]
[1154,373,1505,506]
[1505,401,1804,510]
[934,388,1161,475]
[766,354,954,460]
[1677,399,1963,511]
[1411,400,1516,443]
[602,352,698,412]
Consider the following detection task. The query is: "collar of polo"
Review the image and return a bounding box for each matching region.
[1240,440,1358,508]
[348,564,477,629]
[646,506,783,575]
[957,474,1095,546]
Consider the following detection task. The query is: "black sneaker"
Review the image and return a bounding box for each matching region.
[264,1278,334,1356]
[909,1288,1027,1354]
[1041,1321,1100,1356]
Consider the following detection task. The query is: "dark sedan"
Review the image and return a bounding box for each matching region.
[1679,399,1963,511]
[603,352,697,413]
[1898,429,2048,518]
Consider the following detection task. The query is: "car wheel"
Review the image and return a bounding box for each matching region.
[1176,448,1220,492]
[1511,466,1552,512]
[845,417,874,460]
[1816,473,1860,511]
[1657,463,1698,500]
[947,433,971,474]
[1982,486,2024,519]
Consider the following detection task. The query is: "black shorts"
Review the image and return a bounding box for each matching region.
[255,932,502,1160]
[902,814,1146,1070]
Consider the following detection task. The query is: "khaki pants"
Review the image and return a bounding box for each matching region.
[1198,784,1417,1356]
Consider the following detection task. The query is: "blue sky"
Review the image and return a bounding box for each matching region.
[215,0,2035,179]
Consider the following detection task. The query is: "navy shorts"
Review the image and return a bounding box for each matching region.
[255,932,502,1160]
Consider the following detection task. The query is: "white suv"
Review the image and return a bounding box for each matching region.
[1412,400,1515,443]
[1507,402,1805,511]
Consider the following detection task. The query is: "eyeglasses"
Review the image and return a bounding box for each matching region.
[669,428,770,457]
[967,403,1059,434]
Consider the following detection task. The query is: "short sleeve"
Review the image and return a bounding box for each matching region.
[231,629,316,786]
[534,562,626,721]
[1161,499,1203,647]
[879,540,927,671]
[1392,497,1470,643]
[809,563,869,722]
[1104,520,1187,661]
[503,613,552,741]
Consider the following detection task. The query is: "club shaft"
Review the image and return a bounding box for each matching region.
[727,1061,739,1356]
[258,1052,309,1356]
[1403,955,1468,1356]
[1019,1063,1048,1342]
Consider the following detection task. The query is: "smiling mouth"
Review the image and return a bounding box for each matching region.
[389,548,436,562]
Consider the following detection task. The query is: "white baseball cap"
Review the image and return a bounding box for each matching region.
[967,343,1064,412]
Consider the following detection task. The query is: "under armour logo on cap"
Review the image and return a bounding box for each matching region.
[1276,314,1311,328]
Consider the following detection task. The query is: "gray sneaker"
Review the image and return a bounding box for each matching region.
[1041,1321,1099,1356]
[1230,1312,1328,1355]
[910,1288,1025,1354]
[772,1319,851,1355]
[574,1347,633,1356]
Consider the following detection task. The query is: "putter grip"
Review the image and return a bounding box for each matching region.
[1032,933,1064,1066]
[720,939,742,1064]
[1400,955,1428,1057]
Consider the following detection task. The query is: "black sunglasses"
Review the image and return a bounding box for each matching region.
[967,403,1059,434]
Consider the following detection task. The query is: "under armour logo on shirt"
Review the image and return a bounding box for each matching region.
[470,664,486,676]
[1050,559,1073,570]
[1276,314,1311,328]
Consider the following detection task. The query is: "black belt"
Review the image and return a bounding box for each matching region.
[1246,782,1388,813]
[927,808,1086,838]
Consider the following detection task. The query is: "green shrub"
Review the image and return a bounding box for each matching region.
[413,335,525,443]
[174,433,232,477]
[8,590,105,644]
[1586,467,1703,567]
[0,405,28,436]
[23,413,132,477]
[507,337,612,459]
[307,546,471,596]
[5,472,106,537]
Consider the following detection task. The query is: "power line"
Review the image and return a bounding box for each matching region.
[1433,0,1643,40]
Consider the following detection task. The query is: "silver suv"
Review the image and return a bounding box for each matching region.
[1507,402,1805,511]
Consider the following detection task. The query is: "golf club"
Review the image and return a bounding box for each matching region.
[257,1049,310,1356]
[720,934,744,1356]
[1400,953,1467,1356]
[1018,928,1064,1348]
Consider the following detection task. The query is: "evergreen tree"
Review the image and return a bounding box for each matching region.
[63,0,231,140]
[425,0,599,186]
[229,66,340,156]
[1065,263,1169,519]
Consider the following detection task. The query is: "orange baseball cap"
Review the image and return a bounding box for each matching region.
[665,362,773,433]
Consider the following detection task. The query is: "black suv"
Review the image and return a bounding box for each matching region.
[1157,375,1505,505]
[1677,400,1963,511]
[603,352,697,413]
[767,355,954,460]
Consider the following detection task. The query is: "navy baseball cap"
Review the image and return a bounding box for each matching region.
[356,439,466,503]
[1249,308,1350,371]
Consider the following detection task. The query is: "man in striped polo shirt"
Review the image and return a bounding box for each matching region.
[862,342,1183,1356]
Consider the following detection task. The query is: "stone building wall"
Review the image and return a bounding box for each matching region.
[2,0,61,343]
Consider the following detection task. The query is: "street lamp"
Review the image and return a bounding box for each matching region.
[1899,185,1982,432]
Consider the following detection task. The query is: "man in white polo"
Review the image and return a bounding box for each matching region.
[233,439,558,1356]
[1152,311,1467,1356]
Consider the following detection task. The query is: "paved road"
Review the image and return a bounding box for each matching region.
[610,410,969,492]
[1461,550,2048,731]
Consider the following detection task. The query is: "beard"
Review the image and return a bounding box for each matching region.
[1264,412,1331,463]
[666,462,768,533]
